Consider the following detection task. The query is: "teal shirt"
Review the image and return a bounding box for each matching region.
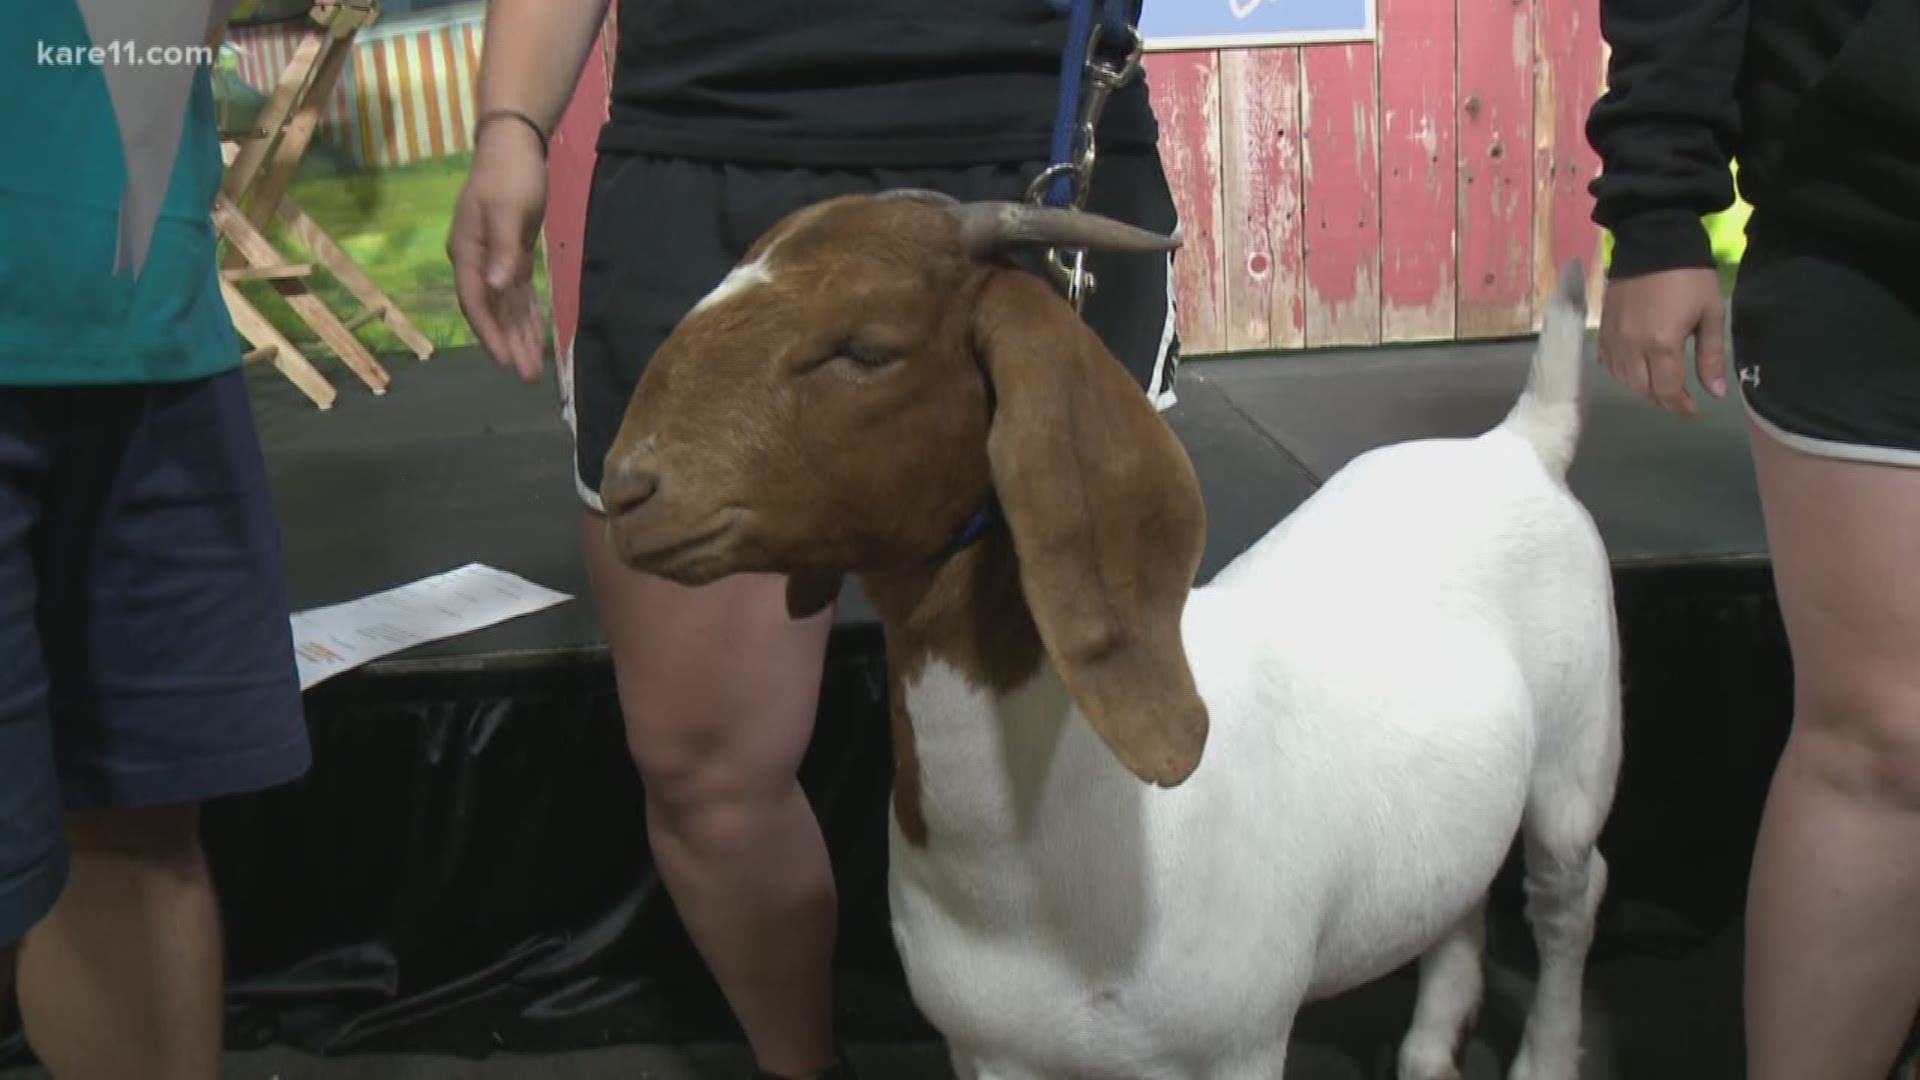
[0,2,239,386]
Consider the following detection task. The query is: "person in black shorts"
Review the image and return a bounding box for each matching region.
[1587,0,1920,1076]
[448,3,1180,1077]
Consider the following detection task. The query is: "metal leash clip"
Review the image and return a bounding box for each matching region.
[1028,21,1146,312]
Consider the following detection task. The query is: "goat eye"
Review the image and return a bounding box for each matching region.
[834,342,899,370]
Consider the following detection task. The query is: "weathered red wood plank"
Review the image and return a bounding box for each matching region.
[1457,0,1536,337]
[1378,0,1457,342]
[541,22,613,363]
[1300,43,1382,348]
[1219,48,1306,352]
[1146,51,1226,356]
[1534,0,1607,326]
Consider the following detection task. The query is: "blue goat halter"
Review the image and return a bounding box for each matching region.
[944,499,1005,556]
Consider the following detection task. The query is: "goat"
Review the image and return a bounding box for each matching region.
[598,191,1622,1080]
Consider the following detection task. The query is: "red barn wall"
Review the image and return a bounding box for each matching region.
[545,2,1607,363]
[1144,0,1607,355]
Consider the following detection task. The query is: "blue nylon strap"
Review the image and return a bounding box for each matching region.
[1044,0,1141,206]
[943,498,1005,556]
[953,0,1142,555]
[1043,0,1095,206]
[947,0,1142,557]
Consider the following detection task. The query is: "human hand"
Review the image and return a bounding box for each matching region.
[449,117,549,383]
[1597,267,1728,419]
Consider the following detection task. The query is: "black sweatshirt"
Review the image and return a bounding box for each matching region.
[598,0,1160,168]
[1586,0,1920,278]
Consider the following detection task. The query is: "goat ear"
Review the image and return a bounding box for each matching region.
[785,573,843,621]
[972,270,1210,787]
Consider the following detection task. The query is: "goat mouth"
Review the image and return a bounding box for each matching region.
[610,517,741,579]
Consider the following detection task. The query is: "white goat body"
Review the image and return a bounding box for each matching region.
[593,193,1617,1080]
[883,271,1620,1080]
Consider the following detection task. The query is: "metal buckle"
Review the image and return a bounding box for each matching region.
[1024,164,1095,305]
[1030,21,1146,312]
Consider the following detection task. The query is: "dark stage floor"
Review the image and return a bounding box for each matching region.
[5,340,1780,1079]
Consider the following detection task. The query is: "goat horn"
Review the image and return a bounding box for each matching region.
[876,188,963,210]
[875,190,1182,257]
[952,201,1183,258]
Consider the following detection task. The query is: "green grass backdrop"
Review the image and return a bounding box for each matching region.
[215,45,547,359]
[232,152,550,356]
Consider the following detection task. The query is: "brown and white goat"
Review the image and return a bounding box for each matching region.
[600,193,1621,1080]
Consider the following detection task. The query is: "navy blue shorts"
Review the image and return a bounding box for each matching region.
[0,370,310,948]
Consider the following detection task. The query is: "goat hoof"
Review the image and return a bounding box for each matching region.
[1396,1043,1462,1080]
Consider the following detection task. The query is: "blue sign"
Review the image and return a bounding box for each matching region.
[1139,0,1374,49]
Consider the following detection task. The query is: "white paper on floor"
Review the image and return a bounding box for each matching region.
[290,563,573,690]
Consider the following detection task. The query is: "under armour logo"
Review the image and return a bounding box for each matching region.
[1739,366,1761,389]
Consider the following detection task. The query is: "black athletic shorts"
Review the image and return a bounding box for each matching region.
[1732,225,1920,465]
[562,151,1183,508]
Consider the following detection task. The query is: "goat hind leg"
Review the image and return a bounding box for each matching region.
[1397,901,1488,1080]
[1509,789,1611,1080]
[1511,630,1620,1080]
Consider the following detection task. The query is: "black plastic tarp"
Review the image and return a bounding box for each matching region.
[1,567,1793,1067]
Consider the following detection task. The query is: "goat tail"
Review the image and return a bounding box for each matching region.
[1499,258,1590,478]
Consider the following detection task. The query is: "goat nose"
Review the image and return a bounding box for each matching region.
[602,464,659,517]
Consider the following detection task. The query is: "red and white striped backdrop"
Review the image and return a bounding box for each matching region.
[227,7,485,169]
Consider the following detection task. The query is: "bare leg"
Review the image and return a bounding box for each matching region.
[1744,424,1920,1080]
[583,512,841,1078]
[17,803,223,1080]
[1398,903,1487,1080]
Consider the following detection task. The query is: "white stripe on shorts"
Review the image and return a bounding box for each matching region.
[1149,250,1180,412]
[555,337,606,512]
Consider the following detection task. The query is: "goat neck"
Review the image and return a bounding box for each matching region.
[858,527,1045,847]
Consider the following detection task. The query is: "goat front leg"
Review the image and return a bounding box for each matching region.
[950,1049,1056,1080]
[1398,901,1488,1080]
[1207,1041,1289,1080]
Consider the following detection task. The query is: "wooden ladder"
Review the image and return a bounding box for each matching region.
[214,0,435,409]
